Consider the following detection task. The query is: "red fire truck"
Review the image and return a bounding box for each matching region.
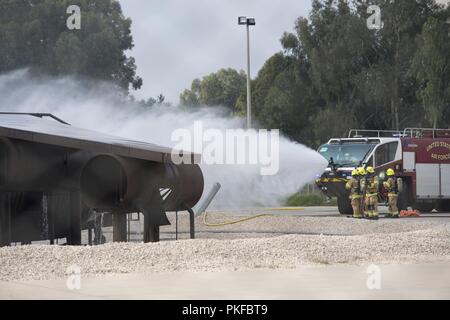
[315,128,450,215]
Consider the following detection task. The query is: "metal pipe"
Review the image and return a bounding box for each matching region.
[195,183,221,217]
[80,155,204,213]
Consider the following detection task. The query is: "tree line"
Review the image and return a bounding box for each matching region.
[180,0,450,147]
[0,0,142,91]
[1,0,448,148]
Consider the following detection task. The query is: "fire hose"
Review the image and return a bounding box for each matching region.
[202,207,304,227]
[197,183,304,227]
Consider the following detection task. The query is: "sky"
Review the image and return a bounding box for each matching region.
[119,0,312,103]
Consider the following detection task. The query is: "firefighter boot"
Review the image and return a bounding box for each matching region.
[364,211,370,219]
[371,199,379,220]
[365,205,373,219]
[351,198,363,218]
[364,199,371,219]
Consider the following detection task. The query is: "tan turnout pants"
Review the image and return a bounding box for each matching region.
[365,194,378,217]
[387,194,399,216]
[351,197,363,218]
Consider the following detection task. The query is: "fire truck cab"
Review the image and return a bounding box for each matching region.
[315,128,450,215]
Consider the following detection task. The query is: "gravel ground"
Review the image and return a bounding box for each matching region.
[160,213,446,238]
[1,216,449,281]
[98,212,448,242]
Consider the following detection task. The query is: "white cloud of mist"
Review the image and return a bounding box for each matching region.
[0,69,327,209]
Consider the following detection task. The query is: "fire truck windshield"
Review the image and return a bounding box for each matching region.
[318,143,377,167]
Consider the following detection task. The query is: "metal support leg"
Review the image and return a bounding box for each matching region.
[175,211,178,240]
[93,213,105,245]
[186,207,195,239]
[143,212,159,243]
[47,192,55,245]
[0,193,11,247]
[127,213,131,242]
[113,212,127,242]
[88,228,92,245]
[68,191,81,245]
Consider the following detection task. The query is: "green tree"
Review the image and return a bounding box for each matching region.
[294,0,378,143]
[180,68,246,112]
[180,0,449,147]
[236,53,293,117]
[237,0,377,145]
[363,0,439,130]
[236,0,446,145]
[410,12,450,128]
[0,0,142,91]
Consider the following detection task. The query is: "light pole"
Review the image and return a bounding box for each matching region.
[238,16,255,129]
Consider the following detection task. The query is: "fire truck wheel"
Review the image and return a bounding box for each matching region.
[414,202,434,213]
[437,200,450,213]
[337,196,353,215]
[397,192,407,211]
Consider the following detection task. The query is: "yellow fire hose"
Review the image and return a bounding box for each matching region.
[202,207,304,227]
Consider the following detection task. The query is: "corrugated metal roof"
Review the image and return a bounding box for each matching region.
[0,113,199,163]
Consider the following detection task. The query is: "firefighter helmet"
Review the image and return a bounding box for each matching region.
[358,167,366,175]
[351,169,358,176]
[366,166,375,174]
[386,168,395,176]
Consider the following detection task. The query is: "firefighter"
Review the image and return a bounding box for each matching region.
[358,167,367,216]
[383,168,399,218]
[364,166,379,220]
[345,169,363,218]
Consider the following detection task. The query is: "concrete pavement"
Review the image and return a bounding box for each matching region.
[1,262,450,299]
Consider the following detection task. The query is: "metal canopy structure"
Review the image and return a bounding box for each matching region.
[0,113,200,164]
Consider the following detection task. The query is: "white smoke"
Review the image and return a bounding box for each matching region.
[0,69,327,209]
